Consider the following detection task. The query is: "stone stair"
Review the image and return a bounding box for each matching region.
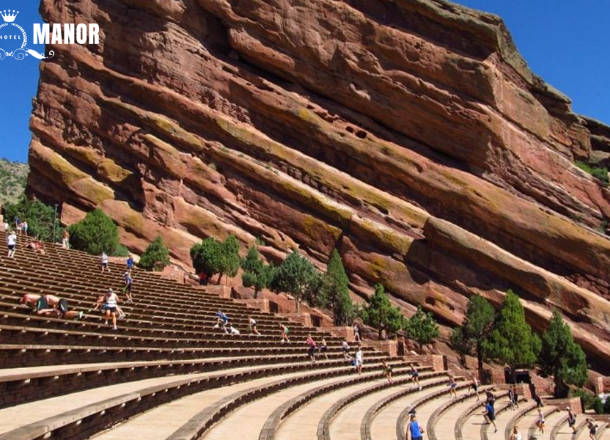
[0,231,604,440]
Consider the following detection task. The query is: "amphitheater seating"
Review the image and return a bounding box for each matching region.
[0,231,607,440]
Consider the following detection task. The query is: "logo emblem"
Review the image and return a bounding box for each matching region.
[0,10,53,60]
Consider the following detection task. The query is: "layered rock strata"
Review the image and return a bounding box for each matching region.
[28,0,610,371]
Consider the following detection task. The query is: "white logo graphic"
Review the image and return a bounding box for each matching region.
[0,10,53,60]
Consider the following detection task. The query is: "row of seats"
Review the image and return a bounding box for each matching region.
[0,231,605,440]
[0,231,417,439]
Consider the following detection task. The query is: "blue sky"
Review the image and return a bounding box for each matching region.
[0,1,609,163]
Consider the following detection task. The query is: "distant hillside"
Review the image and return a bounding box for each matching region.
[0,159,28,205]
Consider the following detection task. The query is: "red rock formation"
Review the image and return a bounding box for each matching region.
[28,0,610,371]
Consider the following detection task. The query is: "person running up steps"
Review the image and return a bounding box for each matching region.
[101,252,110,273]
[566,406,577,434]
[279,323,290,343]
[407,414,425,440]
[93,292,125,320]
[248,316,260,335]
[483,401,498,433]
[21,220,28,236]
[508,385,517,409]
[6,230,16,258]
[410,365,422,390]
[318,338,329,360]
[471,374,480,400]
[341,339,352,360]
[382,360,393,383]
[586,418,598,440]
[448,375,458,398]
[354,345,364,375]
[126,256,134,272]
[104,288,120,330]
[353,323,361,342]
[485,390,496,409]
[215,310,230,331]
[535,408,545,434]
[533,392,544,408]
[306,334,317,363]
[61,230,70,249]
[510,425,522,440]
[123,270,134,302]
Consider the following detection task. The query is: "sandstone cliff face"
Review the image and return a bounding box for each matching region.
[28,0,610,371]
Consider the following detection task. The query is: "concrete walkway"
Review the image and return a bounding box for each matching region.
[369,384,446,440]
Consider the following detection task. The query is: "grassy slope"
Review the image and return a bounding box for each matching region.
[0,159,28,205]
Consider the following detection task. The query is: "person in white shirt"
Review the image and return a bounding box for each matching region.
[510,425,522,440]
[101,252,110,273]
[248,316,260,335]
[104,288,119,330]
[341,340,352,360]
[7,230,17,258]
[354,346,364,375]
[226,324,240,335]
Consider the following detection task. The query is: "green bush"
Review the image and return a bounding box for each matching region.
[593,397,604,414]
[113,244,131,258]
[2,196,60,242]
[68,209,120,255]
[572,389,597,410]
[576,161,609,187]
[139,236,170,271]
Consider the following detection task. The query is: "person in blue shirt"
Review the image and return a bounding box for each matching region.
[407,414,424,440]
[483,401,498,432]
[215,310,229,331]
[126,256,134,272]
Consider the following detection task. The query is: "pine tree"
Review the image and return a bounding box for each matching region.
[320,249,354,326]
[271,250,320,313]
[406,306,440,350]
[241,246,274,298]
[190,235,241,284]
[219,235,241,284]
[482,290,541,383]
[190,237,223,282]
[538,310,588,397]
[361,284,406,339]
[68,209,120,256]
[139,236,170,271]
[451,295,496,373]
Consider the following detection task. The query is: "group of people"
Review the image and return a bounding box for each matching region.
[14,217,28,236]
[4,218,29,258]
[16,252,136,331]
[305,333,329,363]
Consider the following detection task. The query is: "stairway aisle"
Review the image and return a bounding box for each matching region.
[430,391,484,440]
[276,376,441,440]
[369,384,431,440]
[201,370,384,440]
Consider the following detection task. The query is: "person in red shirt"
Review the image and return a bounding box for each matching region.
[306,334,317,363]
